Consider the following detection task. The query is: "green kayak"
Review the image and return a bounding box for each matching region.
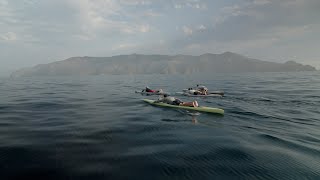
[143,99,224,115]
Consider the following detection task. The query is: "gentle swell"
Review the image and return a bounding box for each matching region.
[0,72,320,180]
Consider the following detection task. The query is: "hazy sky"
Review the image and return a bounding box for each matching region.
[0,0,319,74]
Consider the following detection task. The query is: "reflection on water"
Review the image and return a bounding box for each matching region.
[191,116,198,124]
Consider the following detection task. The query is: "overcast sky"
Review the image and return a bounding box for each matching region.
[0,0,319,75]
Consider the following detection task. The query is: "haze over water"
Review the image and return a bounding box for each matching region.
[0,72,320,180]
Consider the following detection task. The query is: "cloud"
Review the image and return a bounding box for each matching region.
[111,43,139,51]
[0,0,8,5]
[173,0,207,9]
[221,4,242,15]
[143,9,162,17]
[260,25,311,39]
[68,0,121,30]
[160,0,320,63]
[174,4,182,9]
[0,0,15,23]
[210,0,319,39]
[0,32,17,41]
[182,26,193,35]
[119,0,151,6]
[0,0,319,74]
[0,0,154,44]
[67,0,156,39]
[252,0,271,5]
[197,25,206,31]
[180,24,206,36]
[139,24,150,33]
[72,34,94,41]
[22,0,36,5]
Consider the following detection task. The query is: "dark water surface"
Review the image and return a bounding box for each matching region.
[0,72,320,180]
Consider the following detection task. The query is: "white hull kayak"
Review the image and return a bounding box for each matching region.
[176,92,223,97]
[135,91,165,95]
[182,89,224,96]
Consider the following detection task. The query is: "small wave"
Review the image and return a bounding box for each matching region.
[229,109,271,120]
[258,134,320,156]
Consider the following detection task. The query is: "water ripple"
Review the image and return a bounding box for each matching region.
[0,72,320,179]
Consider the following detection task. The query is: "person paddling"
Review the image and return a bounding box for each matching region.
[196,84,208,95]
[155,94,198,107]
[142,86,163,93]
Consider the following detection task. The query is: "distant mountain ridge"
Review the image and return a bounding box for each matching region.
[11,52,316,77]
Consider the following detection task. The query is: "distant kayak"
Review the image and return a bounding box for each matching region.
[182,89,224,96]
[135,91,166,95]
[143,99,224,115]
[176,92,223,97]
[183,93,223,97]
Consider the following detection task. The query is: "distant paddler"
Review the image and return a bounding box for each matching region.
[185,84,208,95]
[142,86,164,94]
[196,84,209,95]
[185,84,224,96]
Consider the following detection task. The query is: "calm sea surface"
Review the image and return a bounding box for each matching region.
[0,72,320,180]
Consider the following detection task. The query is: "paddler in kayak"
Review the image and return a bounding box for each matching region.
[186,86,207,95]
[196,84,207,89]
[155,94,199,107]
[142,86,163,93]
[196,84,208,95]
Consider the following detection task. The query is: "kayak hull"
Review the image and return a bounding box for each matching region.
[135,91,165,95]
[182,89,224,96]
[183,93,223,97]
[176,92,223,97]
[143,99,224,115]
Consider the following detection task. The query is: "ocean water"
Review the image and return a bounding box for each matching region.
[0,72,320,180]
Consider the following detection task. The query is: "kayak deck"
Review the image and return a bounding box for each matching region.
[143,99,224,115]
